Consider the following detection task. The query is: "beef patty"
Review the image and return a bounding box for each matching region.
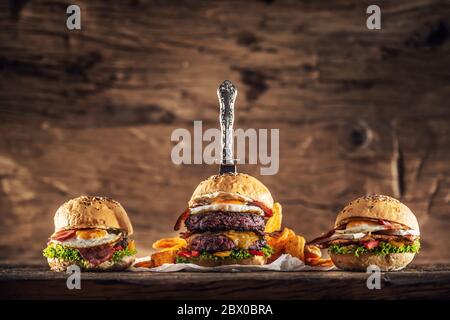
[185,212,265,234]
[189,233,266,253]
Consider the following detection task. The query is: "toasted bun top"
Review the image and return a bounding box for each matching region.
[189,173,274,209]
[335,194,419,232]
[54,196,133,235]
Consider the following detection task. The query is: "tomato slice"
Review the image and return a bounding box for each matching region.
[190,250,200,257]
[249,250,264,256]
[363,240,379,250]
[177,250,191,258]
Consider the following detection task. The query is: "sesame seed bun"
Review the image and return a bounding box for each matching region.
[188,173,274,209]
[53,196,133,235]
[335,194,419,232]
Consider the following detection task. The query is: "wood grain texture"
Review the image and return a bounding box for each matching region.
[0,0,449,263]
[0,264,450,300]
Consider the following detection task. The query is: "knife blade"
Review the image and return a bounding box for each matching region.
[217,80,237,174]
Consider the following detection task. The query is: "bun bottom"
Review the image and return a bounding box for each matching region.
[47,255,135,272]
[329,252,415,271]
[183,255,267,267]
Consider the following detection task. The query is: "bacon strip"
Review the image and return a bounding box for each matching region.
[307,229,336,245]
[174,208,190,231]
[179,231,193,239]
[78,244,115,266]
[50,229,76,241]
[249,201,273,217]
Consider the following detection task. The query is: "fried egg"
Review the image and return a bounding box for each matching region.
[190,192,254,205]
[381,229,420,236]
[336,220,388,234]
[327,232,366,241]
[336,225,387,234]
[190,203,264,216]
[53,229,121,248]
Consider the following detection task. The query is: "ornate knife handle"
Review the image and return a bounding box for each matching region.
[218,80,237,165]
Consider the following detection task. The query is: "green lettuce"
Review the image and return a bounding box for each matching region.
[328,240,420,257]
[43,243,136,264]
[261,244,274,257]
[175,245,274,263]
[43,243,84,263]
[112,247,137,262]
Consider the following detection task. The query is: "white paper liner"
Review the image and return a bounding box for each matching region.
[130,254,335,272]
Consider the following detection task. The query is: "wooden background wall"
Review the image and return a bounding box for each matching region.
[0,0,449,263]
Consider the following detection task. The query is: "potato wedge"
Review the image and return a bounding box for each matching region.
[151,250,177,267]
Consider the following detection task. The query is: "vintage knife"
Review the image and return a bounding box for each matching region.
[217,80,237,174]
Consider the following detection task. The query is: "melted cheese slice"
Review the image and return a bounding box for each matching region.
[213,251,232,257]
[223,231,260,249]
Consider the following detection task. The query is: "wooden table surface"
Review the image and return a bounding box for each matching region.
[1,264,449,300]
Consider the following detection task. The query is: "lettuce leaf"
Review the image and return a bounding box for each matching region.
[43,243,84,263]
[112,247,137,262]
[261,244,274,257]
[175,245,274,263]
[328,240,420,257]
[43,243,136,264]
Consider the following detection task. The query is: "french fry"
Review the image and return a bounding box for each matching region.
[264,202,282,233]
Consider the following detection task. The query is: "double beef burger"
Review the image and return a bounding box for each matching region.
[309,194,420,271]
[43,196,136,271]
[174,173,275,266]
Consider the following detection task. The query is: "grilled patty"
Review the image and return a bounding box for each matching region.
[189,233,266,253]
[185,212,265,234]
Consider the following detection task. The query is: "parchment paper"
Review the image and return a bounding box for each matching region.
[130,254,335,272]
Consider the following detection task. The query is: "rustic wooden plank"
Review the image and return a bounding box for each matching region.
[0,265,449,300]
[0,0,448,126]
